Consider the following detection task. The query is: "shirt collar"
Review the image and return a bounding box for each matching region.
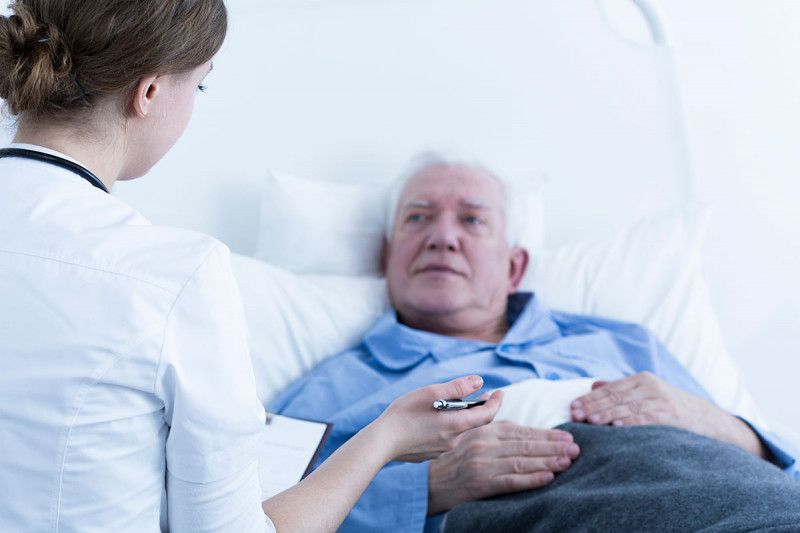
[364,292,561,370]
[503,292,562,345]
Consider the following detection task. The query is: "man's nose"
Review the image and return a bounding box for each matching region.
[425,216,461,252]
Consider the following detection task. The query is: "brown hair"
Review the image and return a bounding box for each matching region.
[0,0,227,120]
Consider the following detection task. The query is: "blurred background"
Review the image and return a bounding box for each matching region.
[659,0,799,437]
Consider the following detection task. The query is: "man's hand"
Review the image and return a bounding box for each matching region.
[570,372,771,459]
[427,421,580,516]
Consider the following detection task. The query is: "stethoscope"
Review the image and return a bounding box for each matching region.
[0,147,109,194]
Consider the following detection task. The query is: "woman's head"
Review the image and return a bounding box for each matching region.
[0,0,227,122]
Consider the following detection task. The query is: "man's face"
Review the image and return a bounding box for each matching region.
[384,164,528,335]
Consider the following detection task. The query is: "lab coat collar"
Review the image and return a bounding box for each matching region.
[7,143,87,168]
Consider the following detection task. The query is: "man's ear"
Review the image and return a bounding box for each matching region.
[380,236,390,275]
[507,245,529,293]
[130,74,161,118]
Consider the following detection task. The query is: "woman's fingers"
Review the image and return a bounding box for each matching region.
[384,376,503,463]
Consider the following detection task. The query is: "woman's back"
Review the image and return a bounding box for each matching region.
[0,151,265,530]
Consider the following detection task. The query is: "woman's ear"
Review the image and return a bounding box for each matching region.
[507,245,529,293]
[130,75,160,118]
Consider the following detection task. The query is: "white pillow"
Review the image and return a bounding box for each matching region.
[253,169,545,275]
[231,253,388,406]
[235,204,763,427]
[253,169,386,275]
[521,204,765,427]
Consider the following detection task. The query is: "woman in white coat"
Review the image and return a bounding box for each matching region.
[0,1,502,531]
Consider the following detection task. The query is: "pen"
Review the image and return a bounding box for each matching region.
[433,399,487,410]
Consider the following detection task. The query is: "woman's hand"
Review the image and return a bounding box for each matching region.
[264,375,501,532]
[371,375,503,463]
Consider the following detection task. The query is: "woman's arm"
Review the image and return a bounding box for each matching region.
[262,375,502,532]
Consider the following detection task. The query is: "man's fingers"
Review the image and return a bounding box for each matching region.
[490,455,566,476]
[509,439,580,460]
[454,468,560,504]
[483,425,580,460]
[571,372,660,420]
[581,399,665,425]
[493,422,574,444]
[573,381,631,409]
[575,389,659,416]
[475,456,570,496]
[492,470,559,495]
[454,421,580,460]
[570,372,681,427]
[479,422,580,460]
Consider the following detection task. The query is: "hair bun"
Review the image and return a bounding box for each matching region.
[3,0,227,121]
[0,4,78,116]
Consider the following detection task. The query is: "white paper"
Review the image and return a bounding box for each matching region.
[258,413,330,500]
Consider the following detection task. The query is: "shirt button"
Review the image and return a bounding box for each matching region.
[545,372,560,381]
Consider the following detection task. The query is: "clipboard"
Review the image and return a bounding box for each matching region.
[258,412,333,500]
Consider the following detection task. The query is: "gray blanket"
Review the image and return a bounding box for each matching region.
[443,422,800,533]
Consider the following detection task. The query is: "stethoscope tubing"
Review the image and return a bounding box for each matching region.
[0,148,109,194]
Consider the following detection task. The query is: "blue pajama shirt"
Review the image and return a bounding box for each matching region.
[272,292,799,533]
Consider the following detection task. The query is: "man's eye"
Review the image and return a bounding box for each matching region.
[464,215,483,225]
[406,213,425,223]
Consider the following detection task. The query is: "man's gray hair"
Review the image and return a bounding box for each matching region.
[384,151,525,247]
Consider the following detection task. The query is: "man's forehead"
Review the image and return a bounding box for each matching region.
[400,164,504,207]
[400,198,492,210]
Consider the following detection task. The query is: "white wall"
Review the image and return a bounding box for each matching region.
[660,1,800,439]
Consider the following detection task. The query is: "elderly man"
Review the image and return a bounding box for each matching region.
[272,155,800,532]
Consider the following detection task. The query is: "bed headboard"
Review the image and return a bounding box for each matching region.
[107,0,693,254]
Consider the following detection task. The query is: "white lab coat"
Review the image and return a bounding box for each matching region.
[0,145,275,532]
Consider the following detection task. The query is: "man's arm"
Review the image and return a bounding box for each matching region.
[566,323,798,478]
[571,372,773,460]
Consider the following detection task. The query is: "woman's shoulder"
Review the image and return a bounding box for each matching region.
[4,176,231,297]
[97,218,232,296]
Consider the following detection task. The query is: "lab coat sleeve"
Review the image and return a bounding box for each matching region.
[167,461,276,533]
[154,243,268,530]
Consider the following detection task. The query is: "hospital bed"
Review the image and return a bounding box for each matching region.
[2,0,796,483]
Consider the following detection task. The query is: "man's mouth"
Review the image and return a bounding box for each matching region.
[415,264,463,276]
